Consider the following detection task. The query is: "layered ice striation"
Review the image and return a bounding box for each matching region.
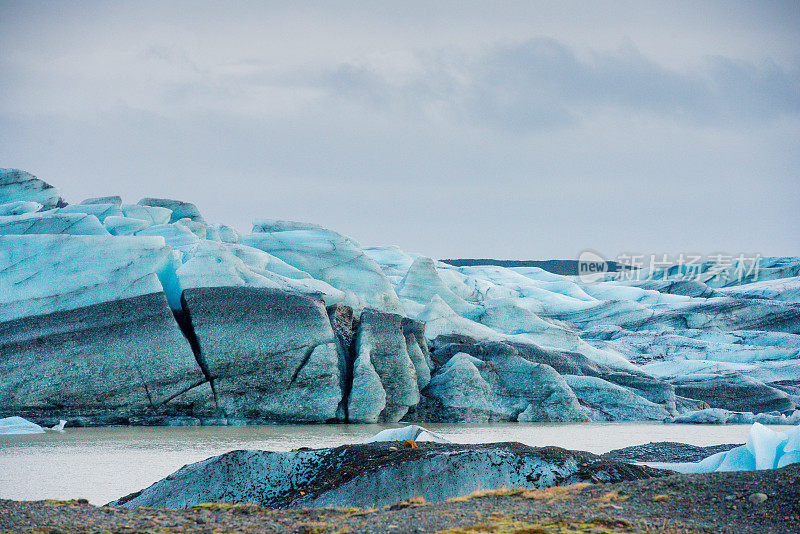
[0,234,177,322]
[242,222,403,314]
[0,234,205,423]
[0,169,62,208]
[1,167,799,426]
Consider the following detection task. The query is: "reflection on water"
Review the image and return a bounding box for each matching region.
[0,422,787,505]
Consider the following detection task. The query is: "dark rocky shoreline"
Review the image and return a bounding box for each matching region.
[3,463,799,533]
[603,441,741,464]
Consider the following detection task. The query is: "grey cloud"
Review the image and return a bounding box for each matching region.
[1,2,798,259]
[312,38,800,133]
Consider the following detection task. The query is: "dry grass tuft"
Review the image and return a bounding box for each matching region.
[390,496,428,510]
[448,483,593,504]
[448,487,524,502]
[520,482,592,501]
[191,502,264,514]
[589,490,628,503]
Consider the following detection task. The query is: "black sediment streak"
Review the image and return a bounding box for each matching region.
[342,317,359,422]
[290,346,315,385]
[327,305,359,422]
[173,296,217,406]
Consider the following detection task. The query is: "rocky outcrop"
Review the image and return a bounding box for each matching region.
[111,441,667,509]
[603,441,740,463]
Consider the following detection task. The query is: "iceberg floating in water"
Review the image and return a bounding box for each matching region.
[0,416,45,435]
[49,419,66,433]
[676,423,800,473]
[361,424,449,444]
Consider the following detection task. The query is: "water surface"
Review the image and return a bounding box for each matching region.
[0,422,784,505]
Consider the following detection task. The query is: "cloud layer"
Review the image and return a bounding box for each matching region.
[321,38,800,132]
[1,1,798,259]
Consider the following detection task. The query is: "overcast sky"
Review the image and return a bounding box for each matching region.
[1,1,798,260]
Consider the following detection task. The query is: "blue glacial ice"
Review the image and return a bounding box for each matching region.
[121,204,172,225]
[0,169,61,208]
[0,416,45,434]
[58,203,123,222]
[0,234,176,321]
[242,223,404,313]
[0,200,42,216]
[670,423,800,473]
[103,215,151,236]
[0,211,110,235]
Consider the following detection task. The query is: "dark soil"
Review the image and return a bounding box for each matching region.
[603,442,741,463]
[2,463,799,533]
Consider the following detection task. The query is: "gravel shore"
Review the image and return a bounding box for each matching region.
[603,441,741,463]
[2,463,799,533]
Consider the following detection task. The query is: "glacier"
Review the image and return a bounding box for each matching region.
[1,167,799,427]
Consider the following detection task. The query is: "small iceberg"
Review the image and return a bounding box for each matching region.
[361,424,449,444]
[0,416,45,435]
[49,419,67,433]
[668,423,800,473]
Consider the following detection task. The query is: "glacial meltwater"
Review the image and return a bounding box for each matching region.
[0,422,794,505]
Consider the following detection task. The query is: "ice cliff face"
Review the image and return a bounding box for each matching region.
[1,168,799,426]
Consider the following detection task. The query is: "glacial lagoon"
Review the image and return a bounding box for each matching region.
[1,422,794,506]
